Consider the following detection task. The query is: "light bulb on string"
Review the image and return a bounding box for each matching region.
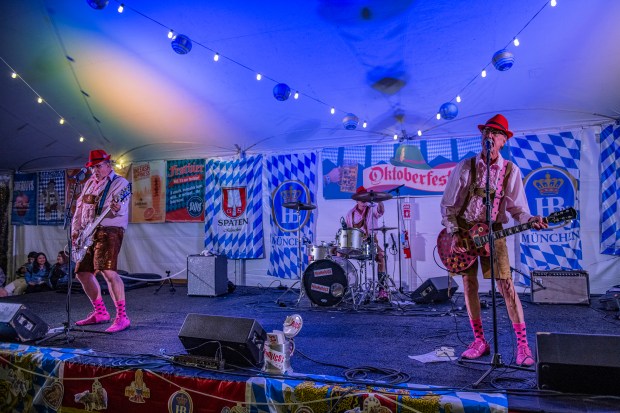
[513,38,520,46]
[550,0,557,6]
[417,130,422,137]
[79,136,84,142]
[393,134,398,140]
[293,91,299,99]
[167,30,174,39]
[256,73,262,81]
[37,97,43,104]
[436,113,441,120]
[213,53,219,62]
[456,95,462,103]
[481,69,487,78]
[59,118,65,125]
[117,3,124,13]
[362,121,367,128]
[11,72,17,79]
[330,107,335,115]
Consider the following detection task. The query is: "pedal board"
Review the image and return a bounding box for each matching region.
[172,354,225,371]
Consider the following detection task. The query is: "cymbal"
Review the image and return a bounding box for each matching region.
[283,201,316,210]
[370,226,397,232]
[351,190,393,202]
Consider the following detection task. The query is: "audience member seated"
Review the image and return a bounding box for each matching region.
[0,251,37,297]
[50,250,75,289]
[25,252,52,293]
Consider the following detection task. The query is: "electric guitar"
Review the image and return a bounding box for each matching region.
[72,184,132,262]
[437,207,577,273]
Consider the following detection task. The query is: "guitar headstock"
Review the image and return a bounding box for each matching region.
[547,207,577,224]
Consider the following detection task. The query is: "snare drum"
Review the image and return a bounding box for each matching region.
[308,243,337,262]
[336,228,364,256]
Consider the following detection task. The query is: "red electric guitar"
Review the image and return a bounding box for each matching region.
[437,207,576,273]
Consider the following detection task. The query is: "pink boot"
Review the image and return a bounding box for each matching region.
[461,338,490,359]
[105,300,130,333]
[76,298,110,326]
[516,344,535,366]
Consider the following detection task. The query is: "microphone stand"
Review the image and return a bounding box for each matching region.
[37,177,110,345]
[393,186,403,292]
[460,141,531,387]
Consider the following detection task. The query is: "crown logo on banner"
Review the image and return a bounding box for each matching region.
[281,185,302,203]
[533,173,564,195]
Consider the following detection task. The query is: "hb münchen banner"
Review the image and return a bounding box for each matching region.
[204,155,264,259]
[600,124,620,256]
[267,152,318,279]
[510,132,582,271]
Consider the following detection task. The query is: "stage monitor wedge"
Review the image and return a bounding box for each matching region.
[0,303,49,342]
[411,276,458,304]
[178,314,266,367]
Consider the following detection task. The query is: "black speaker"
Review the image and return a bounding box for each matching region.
[0,303,49,342]
[411,276,458,303]
[178,314,266,367]
[537,332,620,395]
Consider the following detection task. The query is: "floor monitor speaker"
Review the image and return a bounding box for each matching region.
[411,276,458,303]
[178,314,266,367]
[537,332,620,395]
[0,303,49,342]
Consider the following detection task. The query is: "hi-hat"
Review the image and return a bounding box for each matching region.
[351,190,392,203]
[370,226,397,232]
[283,201,316,210]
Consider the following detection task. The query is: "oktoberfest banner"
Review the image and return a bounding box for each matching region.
[165,159,206,223]
[131,161,167,223]
[510,132,582,270]
[37,169,65,226]
[600,124,620,256]
[267,152,318,278]
[322,138,487,199]
[11,172,37,225]
[204,155,263,259]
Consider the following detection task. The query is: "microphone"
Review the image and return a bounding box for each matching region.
[390,233,396,250]
[388,184,405,194]
[340,216,347,230]
[75,167,88,181]
[484,137,494,150]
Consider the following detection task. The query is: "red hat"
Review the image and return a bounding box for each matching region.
[86,149,111,167]
[477,114,513,138]
[356,186,367,194]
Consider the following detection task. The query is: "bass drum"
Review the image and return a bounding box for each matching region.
[303,257,357,307]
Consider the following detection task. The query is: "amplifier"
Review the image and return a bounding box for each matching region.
[531,270,589,305]
[187,255,228,297]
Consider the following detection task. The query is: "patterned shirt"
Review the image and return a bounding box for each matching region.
[72,171,130,232]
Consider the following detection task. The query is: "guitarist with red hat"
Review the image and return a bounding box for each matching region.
[439,114,547,366]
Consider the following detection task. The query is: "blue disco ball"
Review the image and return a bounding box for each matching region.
[273,83,291,101]
[492,49,515,71]
[87,0,109,9]
[342,113,359,130]
[439,102,458,120]
[171,35,192,55]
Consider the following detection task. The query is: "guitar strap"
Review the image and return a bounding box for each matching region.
[96,175,117,216]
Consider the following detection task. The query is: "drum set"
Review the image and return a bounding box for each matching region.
[283,190,399,309]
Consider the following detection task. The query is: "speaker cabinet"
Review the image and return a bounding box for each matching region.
[537,332,620,395]
[0,303,49,342]
[531,270,590,305]
[187,255,228,297]
[411,276,458,303]
[178,314,266,367]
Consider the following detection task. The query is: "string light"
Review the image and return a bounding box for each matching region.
[330,107,335,115]
[417,130,422,137]
[550,0,557,6]
[59,118,65,125]
[481,69,487,78]
[37,97,43,104]
[393,134,398,140]
[513,38,520,46]
[456,95,461,103]
[213,53,219,62]
[167,30,174,39]
[117,4,124,13]
[293,91,299,99]
[79,136,85,142]
[11,72,17,79]
[436,113,441,120]
[362,121,367,128]
[256,73,262,81]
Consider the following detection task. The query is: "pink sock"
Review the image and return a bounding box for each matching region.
[115,300,127,319]
[92,297,107,314]
[513,322,528,347]
[470,318,485,341]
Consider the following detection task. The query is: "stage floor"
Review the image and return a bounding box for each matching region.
[1,281,619,412]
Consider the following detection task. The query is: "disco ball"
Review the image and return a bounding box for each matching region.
[171,35,192,55]
[492,49,515,71]
[439,102,458,120]
[342,113,359,130]
[273,83,291,101]
[86,0,109,9]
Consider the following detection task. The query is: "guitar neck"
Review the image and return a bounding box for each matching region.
[476,220,542,245]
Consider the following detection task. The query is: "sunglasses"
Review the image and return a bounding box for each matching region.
[483,127,506,137]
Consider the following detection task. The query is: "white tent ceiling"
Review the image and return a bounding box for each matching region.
[1,0,619,172]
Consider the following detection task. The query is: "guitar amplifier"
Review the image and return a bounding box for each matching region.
[530,270,589,305]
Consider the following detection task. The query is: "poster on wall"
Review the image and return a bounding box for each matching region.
[510,132,582,272]
[11,172,37,225]
[267,152,317,279]
[322,138,494,199]
[37,170,65,226]
[165,159,205,223]
[600,124,620,256]
[131,161,166,223]
[204,155,263,258]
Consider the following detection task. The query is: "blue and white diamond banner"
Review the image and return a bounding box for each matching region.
[204,155,264,259]
[600,124,620,256]
[267,153,318,278]
[510,132,582,270]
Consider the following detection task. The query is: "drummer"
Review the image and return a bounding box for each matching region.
[345,186,388,301]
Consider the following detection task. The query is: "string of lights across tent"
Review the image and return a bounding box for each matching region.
[0,0,559,149]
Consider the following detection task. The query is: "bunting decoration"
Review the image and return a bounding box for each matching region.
[267,153,318,278]
[600,124,620,256]
[204,155,264,259]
